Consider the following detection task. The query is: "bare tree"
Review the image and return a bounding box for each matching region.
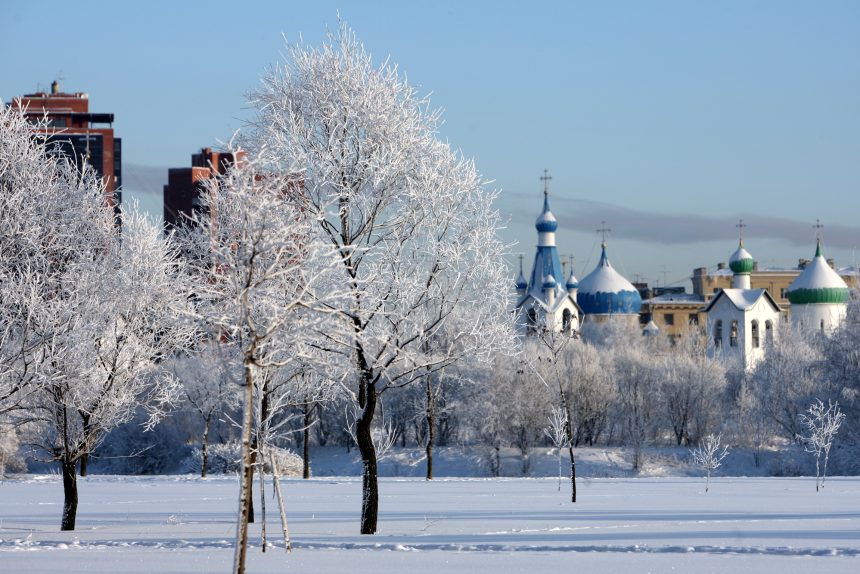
[691,433,729,493]
[248,23,513,534]
[799,399,845,492]
[543,405,570,491]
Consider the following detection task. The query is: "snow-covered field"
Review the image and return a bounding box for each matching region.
[2,475,859,573]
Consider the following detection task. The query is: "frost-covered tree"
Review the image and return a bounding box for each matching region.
[180,145,343,573]
[1,106,196,530]
[799,399,845,491]
[247,24,513,534]
[750,323,823,441]
[171,343,241,477]
[691,433,729,493]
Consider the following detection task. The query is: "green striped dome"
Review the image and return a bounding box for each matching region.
[786,241,849,305]
[729,242,755,274]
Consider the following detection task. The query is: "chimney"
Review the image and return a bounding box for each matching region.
[51,80,59,94]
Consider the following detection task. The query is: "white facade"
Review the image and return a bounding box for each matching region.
[705,289,781,370]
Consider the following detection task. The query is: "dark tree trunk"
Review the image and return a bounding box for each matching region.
[201,416,211,478]
[61,455,78,531]
[425,378,435,481]
[79,413,92,477]
[302,402,312,479]
[558,389,577,503]
[356,371,378,535]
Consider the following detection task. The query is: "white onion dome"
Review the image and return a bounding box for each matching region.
[577,243,642,315]
[535,194,558,233]
[729,240,755,274]
[642,320,660,336]
[786,241,849,305]
[542,273,557,290]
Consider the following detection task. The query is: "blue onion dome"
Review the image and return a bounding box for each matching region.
[729,240,755,274]
[535,194,558,233]
[565,269,579,290]
[515,269,528,290]
[786,240,849,305]
[576,243,642,315]
[542,273,557,290]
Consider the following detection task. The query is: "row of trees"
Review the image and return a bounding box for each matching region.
[1,22,514,573]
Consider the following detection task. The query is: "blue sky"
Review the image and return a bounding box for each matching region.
[3,1,859,287]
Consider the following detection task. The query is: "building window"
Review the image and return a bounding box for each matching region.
[751,320,760,348]
[664,313,675,326]
[714,320,723,349]
[527,308,537,335]
[780,288,786,299]
[688,314,699,326]
[562,309,572,332]
[730,320,739,347]
[765,320,774,345]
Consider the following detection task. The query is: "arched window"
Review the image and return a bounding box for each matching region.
[714,320,723,349]
[751,320,760,349]
[765,320,774,345]
[562,309,572,332]
[730,320,739,347]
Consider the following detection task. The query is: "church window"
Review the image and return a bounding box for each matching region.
[751,320,760,348]
[714,320,723,349]
[730,320,739,347]
[562,309,572,332]
[765,320,774,345]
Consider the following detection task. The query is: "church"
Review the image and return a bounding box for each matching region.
[514,172,641,335]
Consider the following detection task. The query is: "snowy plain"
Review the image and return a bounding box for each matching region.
[2,470,859,574]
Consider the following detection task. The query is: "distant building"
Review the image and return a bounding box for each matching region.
[514,174,582,335]
[7,80,121,212]
[692,259,858,308]
[163,148,243,230]
[703,237,782,370]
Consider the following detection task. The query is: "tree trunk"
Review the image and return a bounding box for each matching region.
[258,459,267,552]
[79,413,92,477]
[356,372,378,535]
[201,416,210,478]
[425,379,435,481]
[270,451,292,552]
[302,402,311,479]
[558,389,577,503]
[61,455,78,531]
[233,358,256,574]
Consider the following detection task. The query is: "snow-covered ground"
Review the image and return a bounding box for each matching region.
[1,474,858,573]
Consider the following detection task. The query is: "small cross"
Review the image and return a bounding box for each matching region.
[596,221,611,244]
[813,219,824,241]
[568,254,574,272]
[736,219,746,243]
[540,169,552,197]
